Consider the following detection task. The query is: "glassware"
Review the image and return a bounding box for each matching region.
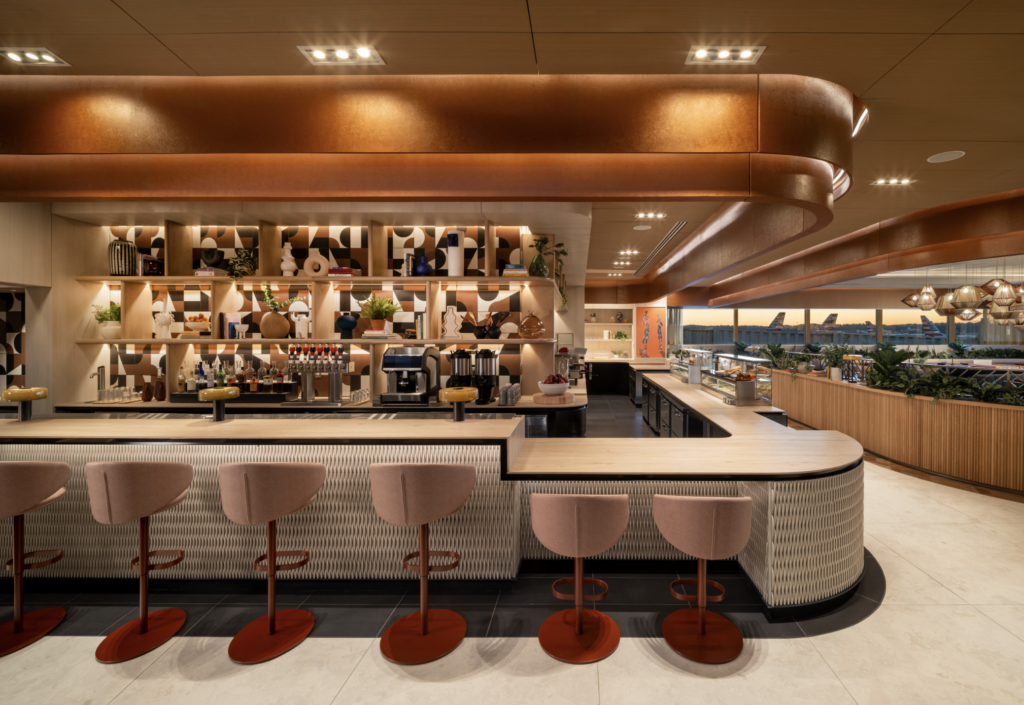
[518,310,546,339]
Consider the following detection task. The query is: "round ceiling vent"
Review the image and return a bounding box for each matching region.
[633,225,651,230]
[927,151,965,163]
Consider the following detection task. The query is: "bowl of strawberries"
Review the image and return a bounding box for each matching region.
[538,374,570,396]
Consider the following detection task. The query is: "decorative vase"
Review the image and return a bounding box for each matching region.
[518,310,546,339]
[200,248,225,268]
[141,381,154,402]
[98,321,122,340]
[446,230,463,277]
[154,377,166,402]
[303,251,329,276]
[528,252,549,278]
[588,313,597,323]
[259,311,291,339]
[108,240,137,276]
[442,306,463,339]
[335,311,358,339]
[281,242,297,277]
[370,319,386,331]
[829,367,843,382]
[414,255,433,277]
[154,297,174,340]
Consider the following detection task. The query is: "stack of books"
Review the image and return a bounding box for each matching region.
[361,330,402,340]
[402,253,415,277]
[328,267,358,277]
[502,264,529,278]
[194,267,217,277]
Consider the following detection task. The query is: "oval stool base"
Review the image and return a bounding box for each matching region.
[96,608,186,664]
[380,609,467,665]
[0,607,66,658]
[538,608,620,664]
[662,609,744,664]
[228,609,315,664]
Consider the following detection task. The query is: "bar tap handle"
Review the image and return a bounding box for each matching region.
[89,366,107,391]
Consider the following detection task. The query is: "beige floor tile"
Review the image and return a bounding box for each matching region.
[0,635,173,705]
[891,480,1024,525]
[976,604,1024,643]
[334,637,599,704]
[862,473,978,525]
[597,637,856,705]
[812,605,1024,705]
[110,636,371,705]
[863,534,966,605]
[866,521,1024,604]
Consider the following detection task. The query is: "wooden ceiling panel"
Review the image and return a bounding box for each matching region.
[0,34,195,75]
[0,0,146,35]
[533,32,924,94]
[937,0,1024,34]
[117,0,531,34]
[158,32,539,76]
[528,0,965,34]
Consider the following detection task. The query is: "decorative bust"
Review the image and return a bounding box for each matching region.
[281,242,297,277]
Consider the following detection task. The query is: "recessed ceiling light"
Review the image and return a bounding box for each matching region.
[24,52,37,60]
[889,179,898,184]
[656,213,665,218]
[634,225,651,230]
[6,52,20,62]
[1,47,70,66]
[41,54,54,62]
[298,45,385,65]
[927,150,966,163]
[687,45,765,64]
[901,179,910,184]
[873,178,916,185]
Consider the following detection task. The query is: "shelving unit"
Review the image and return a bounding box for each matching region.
[583,304,636,359]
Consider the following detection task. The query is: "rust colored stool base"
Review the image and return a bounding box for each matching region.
[380,609,467,665]
[539,608,620,664]
[228,608,315,665]
[96,608,186,664]
[662,609,744,664]
[0,607,66,658]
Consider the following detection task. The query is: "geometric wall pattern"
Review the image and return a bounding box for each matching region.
[282,226,367,273]
[388,226,486,276]
[192,226,258,270]
[150,284,211,338]
[0,291,26,390]
[108,226,164,261]
[107,344,166,391]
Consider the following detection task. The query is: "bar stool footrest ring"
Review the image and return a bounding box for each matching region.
[670,577,725,603]
[402,549,460,573]
[131,549,185,573]
[5,548,64,572]
[254,550,310,573]
[552,577,609,602]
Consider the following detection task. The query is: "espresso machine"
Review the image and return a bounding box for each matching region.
[447,349,474,388]
[473,349,499,404]
[380,346,440,405]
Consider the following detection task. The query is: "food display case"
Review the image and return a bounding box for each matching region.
[700,352,774,406]
[671,348,713,384]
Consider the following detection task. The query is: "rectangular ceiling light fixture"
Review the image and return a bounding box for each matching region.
[1,47,71,66]
[298,46,386,66]
[686,46,765,65]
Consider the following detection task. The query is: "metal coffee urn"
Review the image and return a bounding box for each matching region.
[447,349,474,388]
[473,349,499,404]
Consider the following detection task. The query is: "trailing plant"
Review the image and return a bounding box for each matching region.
[913,369,973,404]
[225,248,259,281]
[358,293,402,320]
[614,330,628,340]
[261,283,298,313]
[759,343,787,367]
[92,302,121,323]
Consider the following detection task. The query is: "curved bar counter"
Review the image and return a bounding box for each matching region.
[0,379,864,613]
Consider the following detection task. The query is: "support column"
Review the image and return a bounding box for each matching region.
[947,316,956,345]
[733,310,739,343]
[875,309,883,346]
[804,309,811,348]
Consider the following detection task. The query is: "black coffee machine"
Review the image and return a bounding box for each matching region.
[447,349,474,388]
[473,349,499,404]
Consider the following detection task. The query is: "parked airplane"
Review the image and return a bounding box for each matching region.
[920,316,945,339]
[766,312,786,332]
[859,321,876,335]
[811,313,838,335]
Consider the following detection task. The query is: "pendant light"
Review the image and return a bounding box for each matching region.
[934,266,957,316]
[956,307,980,322]
[992,258,1017,306]
[901,293,920,308]
[990,302,1015,320]
[952,262,985,310]
[918,265,937,310]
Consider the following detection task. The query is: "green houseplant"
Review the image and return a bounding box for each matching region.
[93,302,122,340]
[552,241,568,310]
[614,330,628,341]
[734,340,749,353]
[225,248,259,281]
[820,344,848,381]
[359,293,402,330]
[528,235,553,278]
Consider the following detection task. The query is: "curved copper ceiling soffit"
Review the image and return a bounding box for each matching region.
[0,74,863,280]
[704,188,1024,307]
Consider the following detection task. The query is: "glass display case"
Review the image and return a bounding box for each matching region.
[671,347,713,383]
[699,352,774,405]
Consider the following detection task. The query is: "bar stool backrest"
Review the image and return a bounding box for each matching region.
[85,462,193,525]
[369,463,475,527]
[653,495,753,560]
[530,494,629,558]
[0,461,71,519]
[218,462,326,525]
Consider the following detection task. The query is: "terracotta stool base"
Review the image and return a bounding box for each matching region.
[538,608,620,664]
[662,609,744,664]
[96,608,187,664]
[0,607,66,658]
[380,609,467,665]
[228,608,315,664]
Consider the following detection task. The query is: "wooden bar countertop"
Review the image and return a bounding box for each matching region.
[508,373,863,481]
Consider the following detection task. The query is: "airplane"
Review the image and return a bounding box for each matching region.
[811,313,838,335]
[921,316,945,339]
[766,312,785,332]
[859,321,876,335]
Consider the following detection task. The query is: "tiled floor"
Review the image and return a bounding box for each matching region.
[584,394,659,438]
[3,399,1024,703]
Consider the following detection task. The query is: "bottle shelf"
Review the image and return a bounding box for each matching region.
[76,275,557,287]
[76,338,556,346]
[585,321,632,326]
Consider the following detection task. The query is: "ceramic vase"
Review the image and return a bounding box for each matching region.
[303,251,329,276]
[446,230,463,277]
[335,311,358,339]
[154,297,174,340]
[829,367,843,382]
[98,321,122,340]
[141,381,154,402]
[442,306,463,339]
[154,377,166,402]
[281,242,297,277]
[414,255,433,276]
[108,240,137,276]
[259,311,291,339]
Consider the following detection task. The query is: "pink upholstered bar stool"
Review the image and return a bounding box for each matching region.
[530,493,629,664]
[85,462,193,663]
[369,463,475,665]
[653,495,753,664]
[218,462,326,664]
[0,461,71,657]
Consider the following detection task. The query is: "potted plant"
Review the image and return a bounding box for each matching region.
[734,340,749,353]
[259,283,298,339]
[551,241,568,311]
[93,302,122,340]
[358,293,402,331]
[225,248,258,281]
[820,344,848,382]
[528,235,552,278]
[614,330,628,341]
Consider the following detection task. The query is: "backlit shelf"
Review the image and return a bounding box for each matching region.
[76,338,556,346]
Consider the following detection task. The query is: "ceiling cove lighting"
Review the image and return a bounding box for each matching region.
[1,47,70,66]
[686,46,766,65]
[852,109,869,138]
[873,178,915,185]
[298,45,385,66]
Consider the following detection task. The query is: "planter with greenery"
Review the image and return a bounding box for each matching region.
[614,330,628,341]
[359,294,402,331]
[820,344,849,381]
[225,248,259,280]
[259,283,298,339]
[734,341,749,353]
[528,235,554,278]
[551,240,568,311]
[93,303,122,340]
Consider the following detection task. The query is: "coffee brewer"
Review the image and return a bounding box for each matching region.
[380,347,440,405]
[473,349,499,404]
[447,349,474,388]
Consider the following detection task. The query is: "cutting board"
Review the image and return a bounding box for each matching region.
[532,392,576,405]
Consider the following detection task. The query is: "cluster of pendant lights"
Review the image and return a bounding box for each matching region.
[904,260,1024,330]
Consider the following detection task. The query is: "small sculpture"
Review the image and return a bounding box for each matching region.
[303,251,329,276]
[154,297,174,340]
[281,242,297,277]
[442,306,463,339]
[289,300,311,339]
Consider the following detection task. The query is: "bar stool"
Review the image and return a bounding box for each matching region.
[198,386,239,422]
[2,387,48,421]
[653,495,753,664]
[369,463,475,665]
[530,493,629,664]
[85,462,193,663]
[0,461,71,657]
[218,462,326,664]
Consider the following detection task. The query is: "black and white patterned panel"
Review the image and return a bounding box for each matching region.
[0,292,26,389]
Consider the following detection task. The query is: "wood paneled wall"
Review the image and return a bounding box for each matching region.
[772,371,1024,492]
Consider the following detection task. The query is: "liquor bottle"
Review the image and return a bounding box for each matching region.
[275,366,285,394]
[186,365,196,393]
[217,364,225,388]
[262,363,273,394]
[177,365,186,393]
[248,364,259,394]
